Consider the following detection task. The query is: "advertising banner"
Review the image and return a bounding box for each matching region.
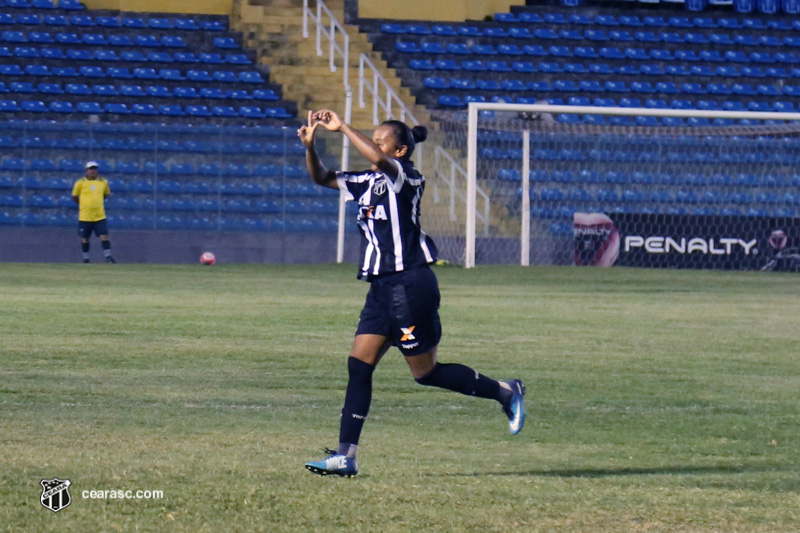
[574,212,800,271]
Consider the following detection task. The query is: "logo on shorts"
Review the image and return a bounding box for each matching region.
[40,478,72,513]
[400,326,416,341]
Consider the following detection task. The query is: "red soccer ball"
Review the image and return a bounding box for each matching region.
[200,251,216,265]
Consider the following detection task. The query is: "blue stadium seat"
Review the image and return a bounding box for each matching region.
[471,44,497,55]
[213,37,237,49]
[95,15,120,27]
[10,81,35,93]
[408,59,434,71]
[647,49,672,62]
[212,70,237,83]
[626,48,648,60]
[108,33,132,45]
[433,59,461,70]
[438,95,464,108]
[534,28,558,40]
[92,49,119,62]
[507,27,531,39]
[25,64,49,76]
[134,35,160,48]
[195,52,224,65]
[158,104,184,116]
[30,158,56,171]
[563,63,587,74]
[450,78,475,90]
[423,77,448,89]
[640,64,664,76]
[523,45,547,56]
[171,18,198,30]
[147,51,172,62]
[588,64,614,75]
[381,22,405,34]
[665,65,690,76]
[457,26,482,37]
[574,46,598,58]
[512,61,535,73]
[485,27,508,38]
[0,100,20,112]
[498,44,523,56]
[66,48,92,60]
[21,100,47,112]
[538,62,562,73]
[553,80,579,92]
[36,47,63,60]
[628,81,656,94]
[634,30,659,42]
[395,41,420,54]
[239,71,263,83]
[600,46,625,59]
[578,80,605,93]
[47,101,72,113]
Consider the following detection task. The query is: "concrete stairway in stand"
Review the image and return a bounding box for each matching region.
[230,0,431,132]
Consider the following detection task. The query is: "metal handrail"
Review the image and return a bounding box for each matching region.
[434,146,490,236]
[302,0,349,90]
[358,53,418,127]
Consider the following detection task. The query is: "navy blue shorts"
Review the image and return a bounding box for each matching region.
[355,265,442,356]
[78,219,108,239]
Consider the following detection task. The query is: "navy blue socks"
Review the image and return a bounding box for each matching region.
[415,363,512,404]
[337,357,375,457]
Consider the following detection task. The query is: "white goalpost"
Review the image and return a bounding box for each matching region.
[427,102,800,271]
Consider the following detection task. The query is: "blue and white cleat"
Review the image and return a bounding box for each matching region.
[305,453,358,478]
[502,379,526,435]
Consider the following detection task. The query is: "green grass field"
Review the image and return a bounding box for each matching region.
[1,263,799,532]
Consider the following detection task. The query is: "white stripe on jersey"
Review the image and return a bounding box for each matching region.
[387,183,404,271]
[337,177,355,201]
[368,217,382,277]
[359,185,377,277]
[411,186,435,263]
[391,159,406,193]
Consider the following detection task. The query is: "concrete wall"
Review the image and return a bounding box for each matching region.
[79,0,524,21]
[81,0,233,15]
[0,227,362,264]
[358,0,525,22]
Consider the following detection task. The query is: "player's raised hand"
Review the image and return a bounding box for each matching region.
[297,110,321,148]
[312,109,344,132]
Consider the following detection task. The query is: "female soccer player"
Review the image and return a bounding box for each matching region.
[298,110,525,477]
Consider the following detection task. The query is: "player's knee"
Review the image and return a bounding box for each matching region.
[348,356,375,384]
[414,363,441,386]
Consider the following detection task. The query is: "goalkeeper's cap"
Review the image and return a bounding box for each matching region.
[85,161,98,169]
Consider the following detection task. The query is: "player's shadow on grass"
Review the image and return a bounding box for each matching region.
[435,464,775,478]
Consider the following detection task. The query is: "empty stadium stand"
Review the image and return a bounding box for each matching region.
[355,0,800,233]
[0,3,295,123]
[0,1,354,245]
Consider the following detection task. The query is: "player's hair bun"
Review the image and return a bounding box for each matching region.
[411,125,428,144]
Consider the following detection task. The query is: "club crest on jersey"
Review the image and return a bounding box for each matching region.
[361,205,388,220]
[40,478,72,513]
[372,178,387,196]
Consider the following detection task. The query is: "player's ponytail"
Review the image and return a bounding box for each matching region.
[411,125,428,144]
[381,120,427,159]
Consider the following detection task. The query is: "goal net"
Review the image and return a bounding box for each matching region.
[424,103,800,272]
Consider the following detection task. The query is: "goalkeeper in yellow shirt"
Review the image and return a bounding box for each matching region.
[71,161,116,263]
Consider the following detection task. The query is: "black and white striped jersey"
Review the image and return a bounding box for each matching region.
[337,158,438,280]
